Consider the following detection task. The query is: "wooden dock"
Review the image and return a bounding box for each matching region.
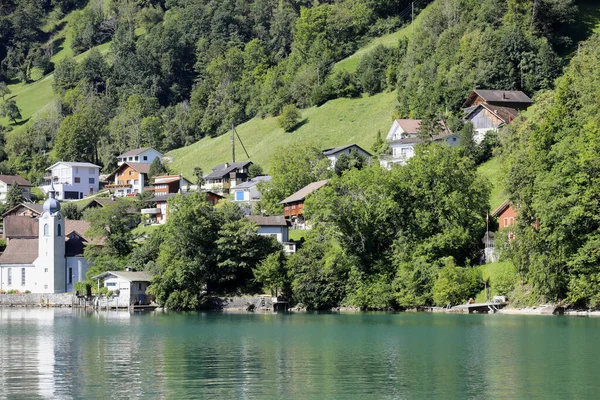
[449,302,507,314]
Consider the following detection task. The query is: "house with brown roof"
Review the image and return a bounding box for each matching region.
[2,203,44,218]
[0,185,101,293]
[105,162,152,197]
[203,161,253,194]
[0,175,33,204]
[279,180,329,228]
[142,191,224,225]
[492,199,518,242]
[463,89,533,143]
[117,148,163,166]
[151,175,192,196]
[381,119,459,169]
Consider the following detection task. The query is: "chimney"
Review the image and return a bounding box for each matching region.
[503,92,508,100]
[224,162,229,168]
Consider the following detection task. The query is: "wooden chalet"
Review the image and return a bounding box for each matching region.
[279,180,329,228]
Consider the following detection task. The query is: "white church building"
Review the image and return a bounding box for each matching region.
[0,185,94,293]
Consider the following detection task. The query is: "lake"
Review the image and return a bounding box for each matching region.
[1,309,600,399]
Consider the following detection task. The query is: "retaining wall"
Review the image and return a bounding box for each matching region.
[0,293,75,307]
[206,296,277,311]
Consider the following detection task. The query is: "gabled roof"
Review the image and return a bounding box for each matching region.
[246,215,289,227]
[205,161,253,179]
[3,216,38,239]
[394,119,422,135]
[464,103,519,124]
[153,175,181,184]
[46,162,101,170]
[322,144,372,157]
[0,175,33,187]
[491,199,512,218]
[91,270,152,282]
[279,180,329,205]
[234,176,272,190]
[464,90,533,107]
[2,203,44,218]
[106,162,152,180]
[0,238,38,265]
[118,148,161,158]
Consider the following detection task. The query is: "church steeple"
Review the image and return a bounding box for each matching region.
[43,181,61,215]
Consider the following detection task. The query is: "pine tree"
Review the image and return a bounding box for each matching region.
[6,181,25,209]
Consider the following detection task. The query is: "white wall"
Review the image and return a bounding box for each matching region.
[0,264,35,293]
[103,277,150,305]
[118,149,163,165]
[65,257,89,293]
[42,164,100,200]
[257,226,289,243]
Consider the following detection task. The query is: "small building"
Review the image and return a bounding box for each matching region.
[232,176,271,206]
[117,148,163,166]
[105,162,151,197]
[279,180,329,228]
[143,191,224,224]
[2,203,43,219]
[0,175,33,204]
[322,144,372,167]
[380,119,458,169]
[91,270,153,306]
[151,175,192,196]
[246,215,289,243]
[41,162,101,200]
[203,161,253,194]
[463,89,533,144]
[492,199,517,241]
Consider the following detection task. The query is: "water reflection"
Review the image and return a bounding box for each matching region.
[2,310,600,399]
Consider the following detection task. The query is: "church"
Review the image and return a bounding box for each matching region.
[0,184,96,293]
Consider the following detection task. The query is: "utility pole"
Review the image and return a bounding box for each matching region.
[231,122,236,163]
[412,2,414,34]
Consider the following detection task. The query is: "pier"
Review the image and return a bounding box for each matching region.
[449,302,507,314]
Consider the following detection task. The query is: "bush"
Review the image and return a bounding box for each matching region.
[75,281,92,296]
[433,258,483,306]
[278,105,302,132]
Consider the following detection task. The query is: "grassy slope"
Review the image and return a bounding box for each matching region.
[168,91,398,176]
[477,156,505,212]
[474,260,516,302]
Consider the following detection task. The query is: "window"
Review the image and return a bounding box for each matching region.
[134,180,139,185]
[68,268,72,284]
[129,157,133,161]
[44,224,49,236]
[135,156,139,161]
[143,156,148,161]
[44,268,48,273]
[57,224,62,237]
[453,137,457,142]
[106,282,117,287]
[89,178,95,184]
[21,268,25,286]
[503,217,508,227]
[74,177,81,183]
[138,283,142,290]
[7,268,11,285]
[235,191,244,201]
[129,171,133,176]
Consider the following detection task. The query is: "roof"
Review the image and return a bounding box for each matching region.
[0,175,33,187]
[47,162,101,171]
[205,162,253,179]
[394,119,422,134]
[234,176,272,190]
[106,162,152,180]
[466,103,519,124]
[279,180,329,205]
[2,203,44,217]
[389,133,458,145]
[246,215,289,227]
[150,191,224,203]
[65,220,93,241]
[322,144,373,157]
[118,148,159,158]
[91,270,152,282]
[0,238,39,265]
[3,216,38,239]
[464,90,533,107]
[153,175,181,184]
[491,199,512,218]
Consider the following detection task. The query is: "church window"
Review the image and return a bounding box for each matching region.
[68,268,73,284]
[57,224,62,237]
[44,224,49,236]
[7,268,11,285]
[21,268,25,285]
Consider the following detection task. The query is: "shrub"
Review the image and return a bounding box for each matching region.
[75,281,92,296]
[278,105,302,132]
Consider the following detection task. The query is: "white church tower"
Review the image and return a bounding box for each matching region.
[36,182,66,293]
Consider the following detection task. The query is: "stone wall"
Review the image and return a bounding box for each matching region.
[0,293,75,307]
[206,296,277,311]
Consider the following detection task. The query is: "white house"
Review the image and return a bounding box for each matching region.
[0,175,33,204]
[91,270,152,306]
[117,148,163,166]
[380,119,459,169]
[0,184,96,293]
[246,215,298,254]
[322,144,372,167]
[41,162,101,200]
[232,176,271,204]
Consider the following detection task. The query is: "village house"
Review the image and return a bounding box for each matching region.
[142,191,224,224]
[105,162,151,197]
[41,162,101,200]
[492,199,518,241]
[0,175,33,203]
[2,203,43,219]
[91,270,153,306]
[280,179,329,229]
[380,119,459,169]
[322,144,372,167]
[463,89,533,143]
[246,215,298,254]
[117,148,163,166]
[150,175,192,196]
[203,161,252,194]
[0,185,100,293]
[232,175,271,209]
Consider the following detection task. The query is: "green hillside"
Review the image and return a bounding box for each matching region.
[168,91,397,176]
[477,157,505,211]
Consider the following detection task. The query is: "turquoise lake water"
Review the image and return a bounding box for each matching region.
[1,309,600,399]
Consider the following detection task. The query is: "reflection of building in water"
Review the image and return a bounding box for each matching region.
[36,309,56,399]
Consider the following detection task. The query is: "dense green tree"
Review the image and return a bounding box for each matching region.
[148,157,167,180]
[277,104,301,132]
[254,250,289,296]
[0,99,21,124]
[248,164,264,179]
[5,181,24,209]
[85,201,138,257]
[61,202,82,220]
[0,82,10,100]
[333,149,367,176]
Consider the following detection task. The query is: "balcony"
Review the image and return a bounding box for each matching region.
[141,208,161,215]
[105,183,132,189]
[42,177,71,186]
